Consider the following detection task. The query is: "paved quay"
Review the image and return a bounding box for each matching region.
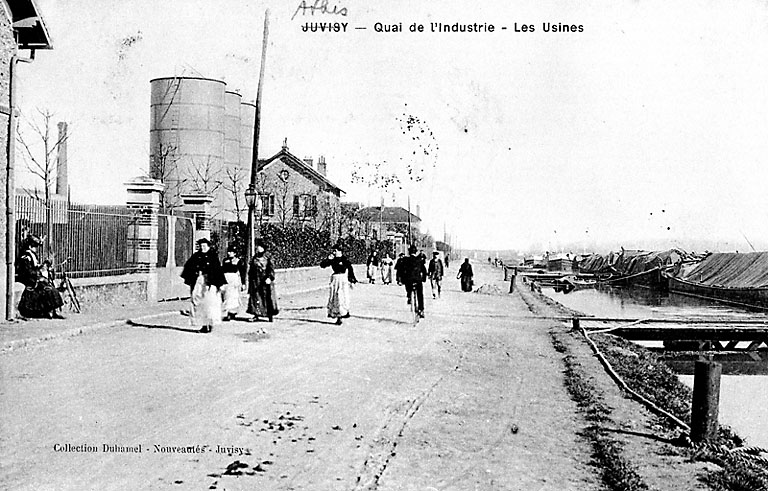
[0,264,600,490]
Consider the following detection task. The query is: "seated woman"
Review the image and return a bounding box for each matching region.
[16,235,65,319]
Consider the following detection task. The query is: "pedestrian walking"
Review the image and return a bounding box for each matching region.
[221,244,246,321]
[320,244,358,325]
[366,250,380,284]
[457,257,474,292]
[444,255,450,269]
[394,252,406,285]
[399,245,427,318]
[247,243,279,322]
[427,251,444,299]
[380,254,394,285]
[181,238,226,333]
[15,234,65,319]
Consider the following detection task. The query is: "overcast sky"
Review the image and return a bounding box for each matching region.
[16,0,768,252]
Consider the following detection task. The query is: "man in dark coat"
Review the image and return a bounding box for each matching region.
[427,251,444,299]
[399,245,427,317]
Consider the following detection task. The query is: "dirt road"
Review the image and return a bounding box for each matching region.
[0,264,598,490]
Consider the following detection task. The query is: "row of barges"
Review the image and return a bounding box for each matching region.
[576,249,768,309]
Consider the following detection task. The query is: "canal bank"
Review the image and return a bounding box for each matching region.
[544,286,768,449]
[523,279,768,490]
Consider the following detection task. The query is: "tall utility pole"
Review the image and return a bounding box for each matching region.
[247,10,270,264]
[407,195,412,246]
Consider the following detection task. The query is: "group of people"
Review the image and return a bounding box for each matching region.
[181,238,479,331]
[180,238,279,333]
[365,251,396,285]
[15,231,477,331]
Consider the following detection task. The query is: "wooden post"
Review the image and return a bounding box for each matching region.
[509,272,516,293]
[572,317,580,331]
[690,360,721,443]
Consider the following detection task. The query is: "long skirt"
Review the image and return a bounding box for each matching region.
[381,265,393,284]
[460,275,474,292]
[367,264,377,282]
[247,283,279,318]
[18,282,64,318]
[327,273,351,318]
[222,272,242,314]
[190,276,222,327]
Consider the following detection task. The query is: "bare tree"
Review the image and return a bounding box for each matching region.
[187,156,223,195]
[16,108,68,255]
[222,165,247,222]
[149,141,184,213]
[273,172,293,227]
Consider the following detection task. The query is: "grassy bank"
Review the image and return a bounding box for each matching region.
[523,288,768,491]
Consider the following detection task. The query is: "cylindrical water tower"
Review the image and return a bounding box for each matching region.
[224,91,243,171]
[222,91,243,216]
[239,101,257,174]
[149,76,226,214]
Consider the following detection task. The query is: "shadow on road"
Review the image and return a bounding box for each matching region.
[278,316,340,326]
[127,319,201,334]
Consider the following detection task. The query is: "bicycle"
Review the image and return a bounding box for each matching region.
[408,286,420,325]
[55,258,81,313]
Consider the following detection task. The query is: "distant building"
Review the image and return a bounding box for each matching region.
[356,206,421,242]
[1,0,53,320]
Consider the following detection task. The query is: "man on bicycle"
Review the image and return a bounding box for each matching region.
[399,245,427,318]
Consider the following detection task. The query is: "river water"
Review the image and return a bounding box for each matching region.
[542,286,768,448]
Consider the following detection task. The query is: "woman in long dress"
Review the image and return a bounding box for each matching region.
[457,257,474,292]
[320,244,358,325]
[221,245,246,321]
[181,238,226,333]
[247,244,279,322]
[380,254,394,285]
[16,234,65,319]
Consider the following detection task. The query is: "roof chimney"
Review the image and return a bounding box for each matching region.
[317,155,327,176]
[56,122,68,196]
[303,157,313,169]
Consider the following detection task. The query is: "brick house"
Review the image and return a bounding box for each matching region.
[1,0,53,321]
[254,143,343,237]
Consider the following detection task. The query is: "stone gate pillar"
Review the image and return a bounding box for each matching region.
[125,177,164,302]
[181,194,213,242]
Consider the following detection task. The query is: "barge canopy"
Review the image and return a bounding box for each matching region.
[675,252,768,289]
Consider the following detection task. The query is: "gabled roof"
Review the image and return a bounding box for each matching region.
[8,0,53,50]
[357,206,421,223]
[258,148,343,195]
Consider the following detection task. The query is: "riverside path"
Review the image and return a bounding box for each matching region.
[0,264,599,490]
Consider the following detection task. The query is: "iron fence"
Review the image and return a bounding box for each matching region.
[15,195,139,278]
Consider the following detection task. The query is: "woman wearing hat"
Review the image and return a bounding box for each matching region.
[246,243,279,322]
[320,244,357,325]
[181,238,226,333]
[16,235,65,319]
[221,244,247,321]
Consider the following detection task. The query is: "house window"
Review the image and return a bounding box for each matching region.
[293,194,318,219]
[259,194,275,216]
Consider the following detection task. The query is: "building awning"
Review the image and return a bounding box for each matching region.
[10,0,53,50]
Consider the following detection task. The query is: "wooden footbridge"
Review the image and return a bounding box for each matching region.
[570,316,768,352]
